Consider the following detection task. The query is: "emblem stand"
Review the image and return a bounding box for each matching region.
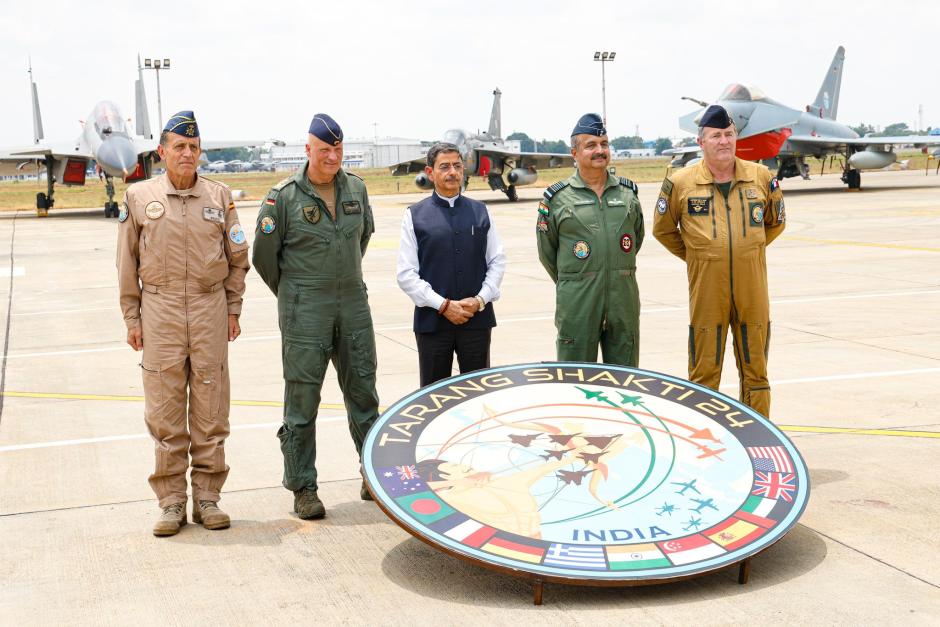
[364,363,809,605]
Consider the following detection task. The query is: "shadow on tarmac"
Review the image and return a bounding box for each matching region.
[379,525,828,608]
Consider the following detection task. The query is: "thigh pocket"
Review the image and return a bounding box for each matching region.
[140,361,164,412]
[191,362,223,420]
[283,341,330,383]
[348,329,377,377]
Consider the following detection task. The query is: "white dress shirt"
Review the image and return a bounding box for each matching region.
[396,191,506,311]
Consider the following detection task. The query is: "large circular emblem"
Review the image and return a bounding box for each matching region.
[363,363,809,583]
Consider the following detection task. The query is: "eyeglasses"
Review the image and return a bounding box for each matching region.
[436,162,464,172]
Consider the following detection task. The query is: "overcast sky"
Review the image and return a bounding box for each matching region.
[1,0,938,147]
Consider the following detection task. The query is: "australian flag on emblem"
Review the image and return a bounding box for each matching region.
[377,465,426,496]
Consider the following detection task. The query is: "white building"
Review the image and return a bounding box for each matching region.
[269,137,426,170]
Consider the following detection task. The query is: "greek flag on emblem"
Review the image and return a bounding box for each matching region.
[544,543,607,570]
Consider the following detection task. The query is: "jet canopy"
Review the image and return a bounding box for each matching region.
[442,128,470,158]
[718,84,782,106]
[91,101,128,136]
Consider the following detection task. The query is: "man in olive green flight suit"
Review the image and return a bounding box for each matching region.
[537,113,644,366]
[653,105,785,418]
[252,113,379,520]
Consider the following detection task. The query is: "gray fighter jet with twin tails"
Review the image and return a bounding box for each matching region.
[666,46,940,189]
[389,88,574,201]
[0,58,282,218]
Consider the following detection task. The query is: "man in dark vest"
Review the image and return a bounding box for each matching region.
[396,142,506,386]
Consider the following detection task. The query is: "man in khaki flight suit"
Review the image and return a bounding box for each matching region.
[117,111,250,536]
[653,105,785,417]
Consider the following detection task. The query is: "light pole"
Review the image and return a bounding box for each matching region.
[593,51,616,126]
[142,56,171,126]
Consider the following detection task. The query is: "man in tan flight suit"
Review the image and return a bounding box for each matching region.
[117,111,250,536]
[653,105,785,417]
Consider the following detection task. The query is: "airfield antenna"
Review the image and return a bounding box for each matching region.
[593,51,616,126]
[142,56,171,126]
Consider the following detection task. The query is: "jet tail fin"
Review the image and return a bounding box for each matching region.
[136,54,152,138]
[28,59,44,144]
[488,88,502,138]
[811,46,845,120]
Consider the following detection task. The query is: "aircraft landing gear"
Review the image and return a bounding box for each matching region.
[36,164,54,217]
[506,184,518,202]
[103,174,119,218]
[486,173,520,202]
[841,168,861,190]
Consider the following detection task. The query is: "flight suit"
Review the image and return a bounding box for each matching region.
[117,175,249,508]
[653,157,785,417]
[252,164,378,493]
[536,171,644,365]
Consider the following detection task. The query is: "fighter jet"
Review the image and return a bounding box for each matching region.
[671,479,701,496]
[556,469,594,486]
[0,58,283,218]
[689,497,719,513]
[666,46,940,189]
[389,88,574,201]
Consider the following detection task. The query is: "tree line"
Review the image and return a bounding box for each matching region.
[507,132,677,155]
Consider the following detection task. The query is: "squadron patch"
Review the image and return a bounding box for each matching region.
[750,204,764,224]
[229,223,247,245]
[620,233,633,253]
[687,197,710,215]
[260,216,276,234]
[145,201,165,220]
[342,200,362,215]
[572,240,591,259]
[203,207,224,224]
[537,216,549,232]
[777,199,786,223]
[303,205,321,224]
[538,201,550,216]
[118,203,129,223]
[745,188,759,199]
[656,197,668,215]
[769,177,779,193]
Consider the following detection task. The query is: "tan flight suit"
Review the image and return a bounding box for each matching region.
[653,158,785,417]
[117,175,249,507]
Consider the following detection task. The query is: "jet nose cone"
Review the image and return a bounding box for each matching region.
[97,136,138,177]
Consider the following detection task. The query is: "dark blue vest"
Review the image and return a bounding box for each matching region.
[411,193,497,333]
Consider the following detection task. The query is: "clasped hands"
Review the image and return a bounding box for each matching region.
[442,298,480,325]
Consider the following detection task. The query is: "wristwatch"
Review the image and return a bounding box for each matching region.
[475,295,486,311]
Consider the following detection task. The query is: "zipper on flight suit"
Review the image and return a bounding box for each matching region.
[718,183,738,315]
[738,188,747,237]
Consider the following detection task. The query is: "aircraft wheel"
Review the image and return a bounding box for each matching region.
[104,202,113,218]
[846,169,861,189]
[36,192,48,209]
[507,185,519,202]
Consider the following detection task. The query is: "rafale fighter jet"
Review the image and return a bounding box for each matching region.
[389,88,574,201]
[0,58,282,218]
[666,46,940,189]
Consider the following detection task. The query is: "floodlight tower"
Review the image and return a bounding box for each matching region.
[593,51,616,126]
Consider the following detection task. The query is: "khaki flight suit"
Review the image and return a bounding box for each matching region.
[653,158,784,417]
[117,175,249,507]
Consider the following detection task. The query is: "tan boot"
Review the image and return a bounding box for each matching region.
[192,500,231,530]
[293,488,325,520]
[153,502,187,537]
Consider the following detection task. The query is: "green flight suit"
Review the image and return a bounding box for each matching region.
[536,171,644,365]
[252,164,378,493]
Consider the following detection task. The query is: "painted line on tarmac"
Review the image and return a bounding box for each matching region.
[783,235,940,253]
[778,425,939,438]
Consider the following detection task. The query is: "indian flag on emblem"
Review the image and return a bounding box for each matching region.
[704,517,766,552]
[606,543,671,570]
[737,494,778,528]
[657,534,725,566]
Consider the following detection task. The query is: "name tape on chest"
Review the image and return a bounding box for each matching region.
[687,197,710,215]
[342,200,362,215]
[203,207,224,224]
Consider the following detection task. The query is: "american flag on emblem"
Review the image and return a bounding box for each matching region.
[747,446,794,473]
[752,471,796,502]
[396,465,418,481]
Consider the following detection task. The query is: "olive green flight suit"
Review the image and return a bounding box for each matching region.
[536,171,644,365]
[653,158,785,417]
[252,164,378,493]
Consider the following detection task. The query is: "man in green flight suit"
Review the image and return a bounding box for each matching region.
[536,113,644,366]
[252,113,379,520]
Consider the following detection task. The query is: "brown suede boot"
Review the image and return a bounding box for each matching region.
[192,500,231,530]
[153,502,187,537]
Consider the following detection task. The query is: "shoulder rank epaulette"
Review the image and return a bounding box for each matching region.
[271,176,294,194]
[618,176,638,195]
[346,171,364,182]
[543,181,569,201]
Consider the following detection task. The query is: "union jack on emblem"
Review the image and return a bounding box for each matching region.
[752,472,796,502]
[396,465,418,481]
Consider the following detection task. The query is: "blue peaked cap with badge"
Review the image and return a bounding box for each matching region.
[698,104,734,129]
[571,113,607,137]
[163,111,199,137]
[309,113,343,145]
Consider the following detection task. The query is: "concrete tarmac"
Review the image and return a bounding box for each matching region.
[0,169,938,624]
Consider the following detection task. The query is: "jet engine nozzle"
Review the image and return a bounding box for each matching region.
[414,172,435,190]
[507,167,537,186]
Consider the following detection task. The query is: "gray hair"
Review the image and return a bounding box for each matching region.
[426,142,461,168]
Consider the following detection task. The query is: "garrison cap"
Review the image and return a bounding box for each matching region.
[309,113,343,145]
[163,111,199,137]
[698,104,733,129]
[571,113,607,137]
